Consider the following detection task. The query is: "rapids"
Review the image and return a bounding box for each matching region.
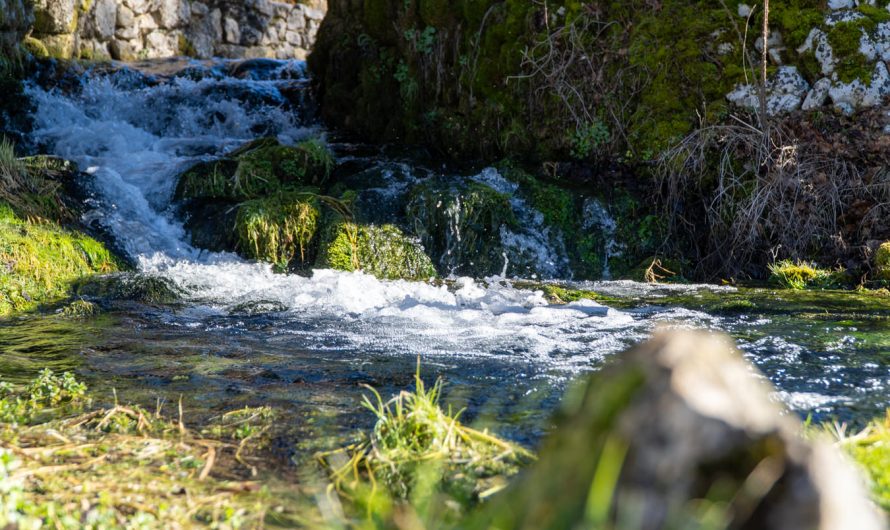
[5,58,890,451]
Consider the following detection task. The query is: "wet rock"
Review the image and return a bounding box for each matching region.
[478,331,885,530]
[316,222,437,281]
[407,179,518,277]
[74,273,184,305]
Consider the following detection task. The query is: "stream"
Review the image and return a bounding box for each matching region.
[3,58,890,459]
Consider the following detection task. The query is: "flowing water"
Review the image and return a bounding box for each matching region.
[4,58,890,456]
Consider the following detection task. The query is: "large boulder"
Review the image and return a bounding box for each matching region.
[175,138,334,202]
[475,331,885,530]
[316,221,437,281]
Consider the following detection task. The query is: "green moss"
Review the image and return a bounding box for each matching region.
[235,190,321,270]
[21,37,48,59]
[0,204,120,317]
[874,242,890,281]
[58,298,98,318]
[419,0,451,26]
[317,222,437,281]
[176,138,334,201]
[827,19,874,84]
[407,180,518,276]
[767,260,848,290]
[177,34,198,58]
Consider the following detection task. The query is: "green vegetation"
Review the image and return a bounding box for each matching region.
[0,203,120,316]
[768,260,848,290]
[176,137,335,202]
[318,221,438,280]
[318,365,533,522]
[0,369,88,425]
[311,0,827,161]
[235,190,321,270]
[0,372,309,529]
[813,412,890,511]
[0,367,534,529]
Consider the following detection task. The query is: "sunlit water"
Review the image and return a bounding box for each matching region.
[4,59,890,455]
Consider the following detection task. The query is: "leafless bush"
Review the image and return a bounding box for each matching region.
[658,116,885,279]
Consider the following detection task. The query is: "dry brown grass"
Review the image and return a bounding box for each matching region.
[658,112,890,279]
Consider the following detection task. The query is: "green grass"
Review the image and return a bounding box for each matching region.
[0,203,120,316]
[235,190,321,270]
[821,412,890,511]
[318,363,533,522]
[767,260,848,290]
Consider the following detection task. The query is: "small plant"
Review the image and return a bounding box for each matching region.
[318,362,533,502]
[812,410,890,511]
[570,120,610,160]
[0,369,89,424]
[394,61,419,105]
[767,260,846,290]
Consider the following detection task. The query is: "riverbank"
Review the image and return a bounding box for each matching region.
[2,339,888,529]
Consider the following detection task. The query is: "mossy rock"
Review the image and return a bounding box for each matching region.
[235,190,321,271]
[0,203,121,316]
[22,37,49,59]
[406,180,517,277]
[73,273,183,305]
[317,221,437,281]
[175,138,334,202]
[874,242,890,281]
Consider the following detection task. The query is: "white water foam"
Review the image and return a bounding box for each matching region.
[21,60,728,376]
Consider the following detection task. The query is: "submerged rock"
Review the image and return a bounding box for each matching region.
[74,273,183,305]
[477,331,885,530]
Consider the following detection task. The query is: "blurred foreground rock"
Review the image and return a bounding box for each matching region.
[476,331,885,530]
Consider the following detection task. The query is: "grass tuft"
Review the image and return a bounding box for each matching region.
[318,362,533,506]
[767,260,847,290]
[813,411,890,511]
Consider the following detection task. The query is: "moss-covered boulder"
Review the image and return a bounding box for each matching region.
[474,331,883,529]
[175,137,335,202]
[0,203,120,316]
[317,221,436,281]
[73,273,183,306]
[406,180,517,277]
[235,190,321,271]
[874,242,890,281]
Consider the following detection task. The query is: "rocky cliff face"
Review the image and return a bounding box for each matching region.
[309,1,890,161]
[0,0,33,60]
[28,0,326,61]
